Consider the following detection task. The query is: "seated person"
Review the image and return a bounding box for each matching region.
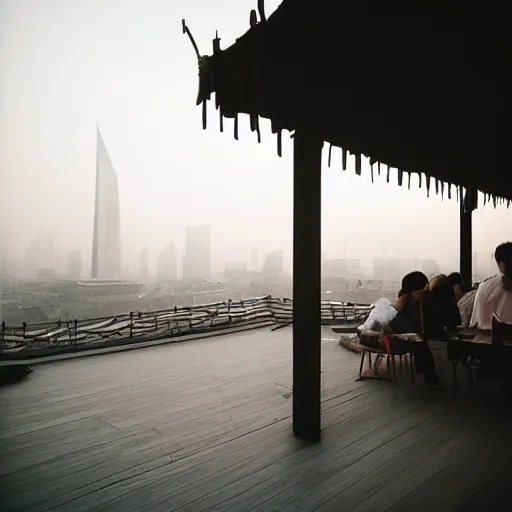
[396,273,461,338]
[470,242,512,330]
[447,272,477,328]
[396,273,460,386]
[359,272,460,387]
[448,272,467,301]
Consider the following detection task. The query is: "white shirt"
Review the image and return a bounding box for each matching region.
[470,274,512,330]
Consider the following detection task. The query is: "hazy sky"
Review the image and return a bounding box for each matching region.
[0,0,510,276]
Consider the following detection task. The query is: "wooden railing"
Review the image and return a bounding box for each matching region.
[0,296,371,358]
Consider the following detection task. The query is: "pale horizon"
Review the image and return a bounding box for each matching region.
[0,0,510,279]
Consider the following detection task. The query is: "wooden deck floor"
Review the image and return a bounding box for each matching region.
[1,327,512,512]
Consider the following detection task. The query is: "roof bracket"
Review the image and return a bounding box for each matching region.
[426,175,431,197]
[258,0,267,23]
[182,20,201,61]
[407,172,411,190]
[397,170,403,186]
[370,166,374,183]
[250,9,257,27]
[277,130,282,157]
[328,144,332,167]
[355,153,361,175]
[342,149,347,170]
[448,183,452,199]
[213,30,221,54]
[250,113,257,132]
[202,100,207,129]
[234,113,239,140]
[440,181,445,200]
[386,166,390,183]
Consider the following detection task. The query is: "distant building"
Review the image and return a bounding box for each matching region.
[157,241,177,281]
[262,250,284,280]
[67,251,82,280]
[373,258,401,281]
[322,258,346,278]
[250,247,259,272]
[91,126,121,279]
[183,225,211,280]
[419,259,439,279]
[345,258,362,279]
[36,268,57,280]
[139,247,150,280]
[225,262,247,272]
[24,233,55,278]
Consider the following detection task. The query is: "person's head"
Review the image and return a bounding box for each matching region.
[495,242,512,278]
[447,272,465,300]
[396,271,429,310]
[401,271,429,295]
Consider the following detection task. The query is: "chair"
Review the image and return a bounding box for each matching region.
[357,331,415,385]
[492,314,512,345]
[456,316,512,383]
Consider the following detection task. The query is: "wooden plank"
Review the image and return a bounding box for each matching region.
[292,130,323,441]
[2,327,511,512]
[208,398,447,512]
[457,459,512,512]
[60,388,400,512]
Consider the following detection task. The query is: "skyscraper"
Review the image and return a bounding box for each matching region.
[91,126,121,278]
[182,225,211,280]
[157,241,177,281]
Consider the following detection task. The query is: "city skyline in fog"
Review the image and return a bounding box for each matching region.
[1,0,511,280]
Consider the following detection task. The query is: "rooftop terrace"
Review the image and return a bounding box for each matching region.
[1,327,512,511]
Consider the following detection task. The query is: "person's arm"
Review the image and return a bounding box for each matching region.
[469,286,484,328]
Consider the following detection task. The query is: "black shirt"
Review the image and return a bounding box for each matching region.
[393,286,461,338]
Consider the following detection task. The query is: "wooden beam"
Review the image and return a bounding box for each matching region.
[459,186,473,288]
[292,130,322,442]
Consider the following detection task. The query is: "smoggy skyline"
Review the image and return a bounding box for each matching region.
[0,0,510,278]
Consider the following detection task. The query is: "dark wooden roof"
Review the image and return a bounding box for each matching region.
[185,1,510,205]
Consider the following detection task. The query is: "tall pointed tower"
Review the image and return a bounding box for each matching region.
[91,126,121,278]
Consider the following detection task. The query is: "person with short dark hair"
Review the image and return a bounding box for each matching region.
[447,272,466,301]
[447,271,477,328]
[391,271,461,387]
[470,242,512,329]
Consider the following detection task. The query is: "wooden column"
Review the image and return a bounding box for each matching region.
[459,186,473,288]
[293,130,322,442]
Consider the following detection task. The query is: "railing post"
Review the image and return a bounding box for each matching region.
[129,312,134,338]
